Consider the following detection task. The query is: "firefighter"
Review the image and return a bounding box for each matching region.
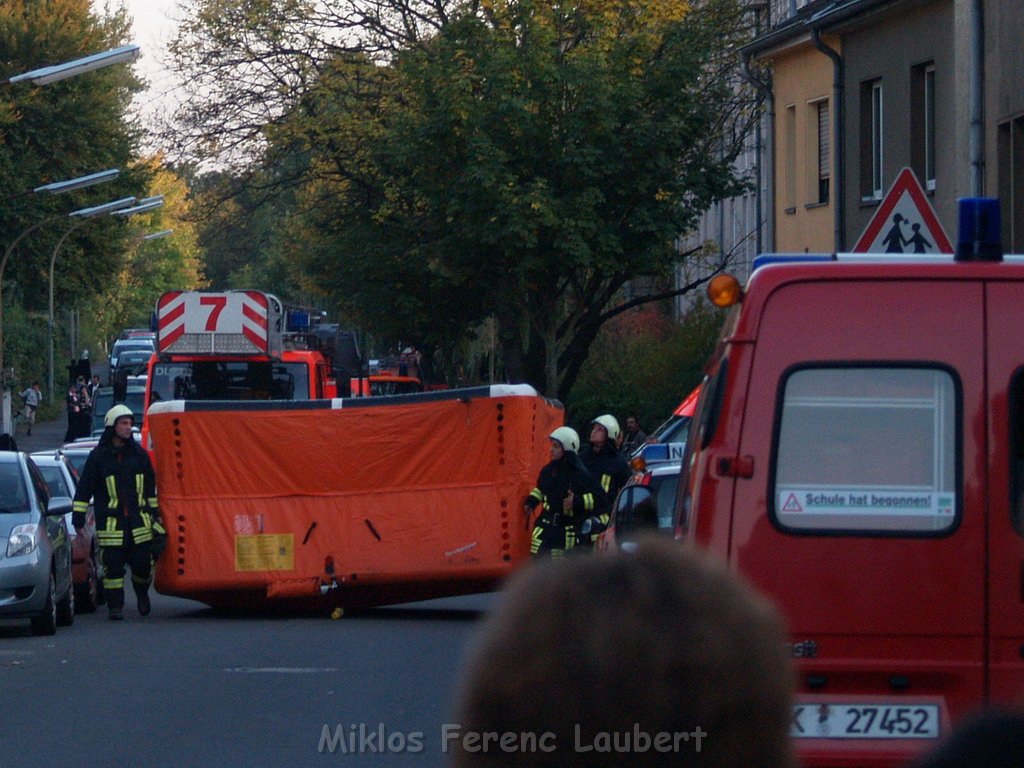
[523,427,609,556]
[578,414,633,545]
[72,404,166,620]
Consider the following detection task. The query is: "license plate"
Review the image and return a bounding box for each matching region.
[792,703,941,739]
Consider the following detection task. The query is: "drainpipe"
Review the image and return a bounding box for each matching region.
[742,50,775,254]
[811,28,846,252]
[969,0,984,195]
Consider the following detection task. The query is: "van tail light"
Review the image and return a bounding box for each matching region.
[637,472,653,487]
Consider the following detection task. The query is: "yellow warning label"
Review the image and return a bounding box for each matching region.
[235,534,294,572]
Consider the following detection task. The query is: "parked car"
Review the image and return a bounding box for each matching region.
[108,338,155,378]
[31,451,101,613]
[634,385,700,458]
[56,440,98,477]
[0,451,75,634]
[119,328,155,341]
[91,385,147,436]
[110,350,152,383]
[595,460,681,554]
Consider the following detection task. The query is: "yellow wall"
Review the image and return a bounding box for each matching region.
[765,39,837,252]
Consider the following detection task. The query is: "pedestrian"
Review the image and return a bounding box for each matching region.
[72,404,167,620]
[523,427,609,556]
[18,382,41,436]
[63,381,82,443]
[620,413,648,456]
[449,536,795,768]
[75,375,91,438]
[578,414,632,545]
[87,374,102,402]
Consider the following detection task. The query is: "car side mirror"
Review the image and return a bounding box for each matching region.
[46,496,73,517]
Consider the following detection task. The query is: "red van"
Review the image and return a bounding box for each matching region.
[676,251,1024,766]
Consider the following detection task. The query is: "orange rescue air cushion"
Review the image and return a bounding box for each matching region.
[150,390,562,607]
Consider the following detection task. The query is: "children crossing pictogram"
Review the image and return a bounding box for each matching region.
[853,168,953,254]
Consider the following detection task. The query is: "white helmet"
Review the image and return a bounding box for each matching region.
[592,414,621,442]
[104,404,134,428]
[549,426,580,454]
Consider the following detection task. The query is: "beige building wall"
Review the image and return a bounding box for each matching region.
[765,40,837,252]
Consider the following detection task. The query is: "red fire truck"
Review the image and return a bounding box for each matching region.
[141,290,336,450]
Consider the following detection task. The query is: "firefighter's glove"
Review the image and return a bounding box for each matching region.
[71,501,87,530]
[151,516,168,559]
[579,516,605,538]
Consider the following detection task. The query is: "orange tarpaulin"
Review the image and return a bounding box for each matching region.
[150,385,562,609]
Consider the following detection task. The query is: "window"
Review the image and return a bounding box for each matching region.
[860,80,884,199]
[924,66,935,189]
[911,63,936,191]
[785,104,797,212]
[1008,371,1024,535]
[773,367,958,535]
[816,99,830,204]
[998,115,1024,253]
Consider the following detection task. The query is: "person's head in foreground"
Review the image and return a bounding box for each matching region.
[449,537,795,768]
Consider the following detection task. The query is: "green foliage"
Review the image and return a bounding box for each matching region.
[565,300,725,432]
[0,0,149,375]
[169,0,758,396]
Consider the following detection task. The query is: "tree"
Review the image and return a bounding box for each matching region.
[167,0,757,399]
[81,158,208,343]
[0,0,148,377]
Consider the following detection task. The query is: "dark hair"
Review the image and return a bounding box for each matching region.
[910,709,1024,768]
[0,433,18,451]
[451,538,795,768]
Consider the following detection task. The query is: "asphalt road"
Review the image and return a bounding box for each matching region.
[5,369,496,767]
[0,589,494,767]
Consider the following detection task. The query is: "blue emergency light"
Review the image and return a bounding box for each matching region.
[286,309,311,332]
[955,197,1002,262]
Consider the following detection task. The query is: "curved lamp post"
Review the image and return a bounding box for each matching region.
[47,196,156,401]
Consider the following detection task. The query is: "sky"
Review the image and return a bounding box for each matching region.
[92,0,182,128]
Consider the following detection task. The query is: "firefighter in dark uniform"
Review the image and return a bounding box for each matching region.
[579,414,633,546]
[72,405,166,620]
[523,427,609,556]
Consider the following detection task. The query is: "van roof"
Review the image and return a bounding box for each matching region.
[751,252,1024,271]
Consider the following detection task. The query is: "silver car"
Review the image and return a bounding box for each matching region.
[0,452,75,635]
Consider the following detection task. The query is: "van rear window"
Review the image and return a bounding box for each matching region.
[773,367,958,535]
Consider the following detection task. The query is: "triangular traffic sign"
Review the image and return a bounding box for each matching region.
[853,167,953,254]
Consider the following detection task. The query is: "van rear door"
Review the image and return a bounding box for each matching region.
[729,275,984,765]
[983,282,1024,703]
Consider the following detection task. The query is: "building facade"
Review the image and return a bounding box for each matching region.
[741,0,1020,255]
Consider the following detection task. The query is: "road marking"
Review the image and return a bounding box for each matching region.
[222,667,339,674]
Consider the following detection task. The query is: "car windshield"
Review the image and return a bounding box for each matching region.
[61,451,90,477]
[148,360,310,402]
[113,341,154,357]
[0,462,29,512]
[92,389,146,434]
[37,464,73,498]
[117,352,151,364]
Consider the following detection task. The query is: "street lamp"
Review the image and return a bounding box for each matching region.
[34,168,120,195]
[110,196,164,217]
[47,197,146,401]
[7,45,140,86]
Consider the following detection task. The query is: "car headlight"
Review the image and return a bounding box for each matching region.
[7,524,40,558]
